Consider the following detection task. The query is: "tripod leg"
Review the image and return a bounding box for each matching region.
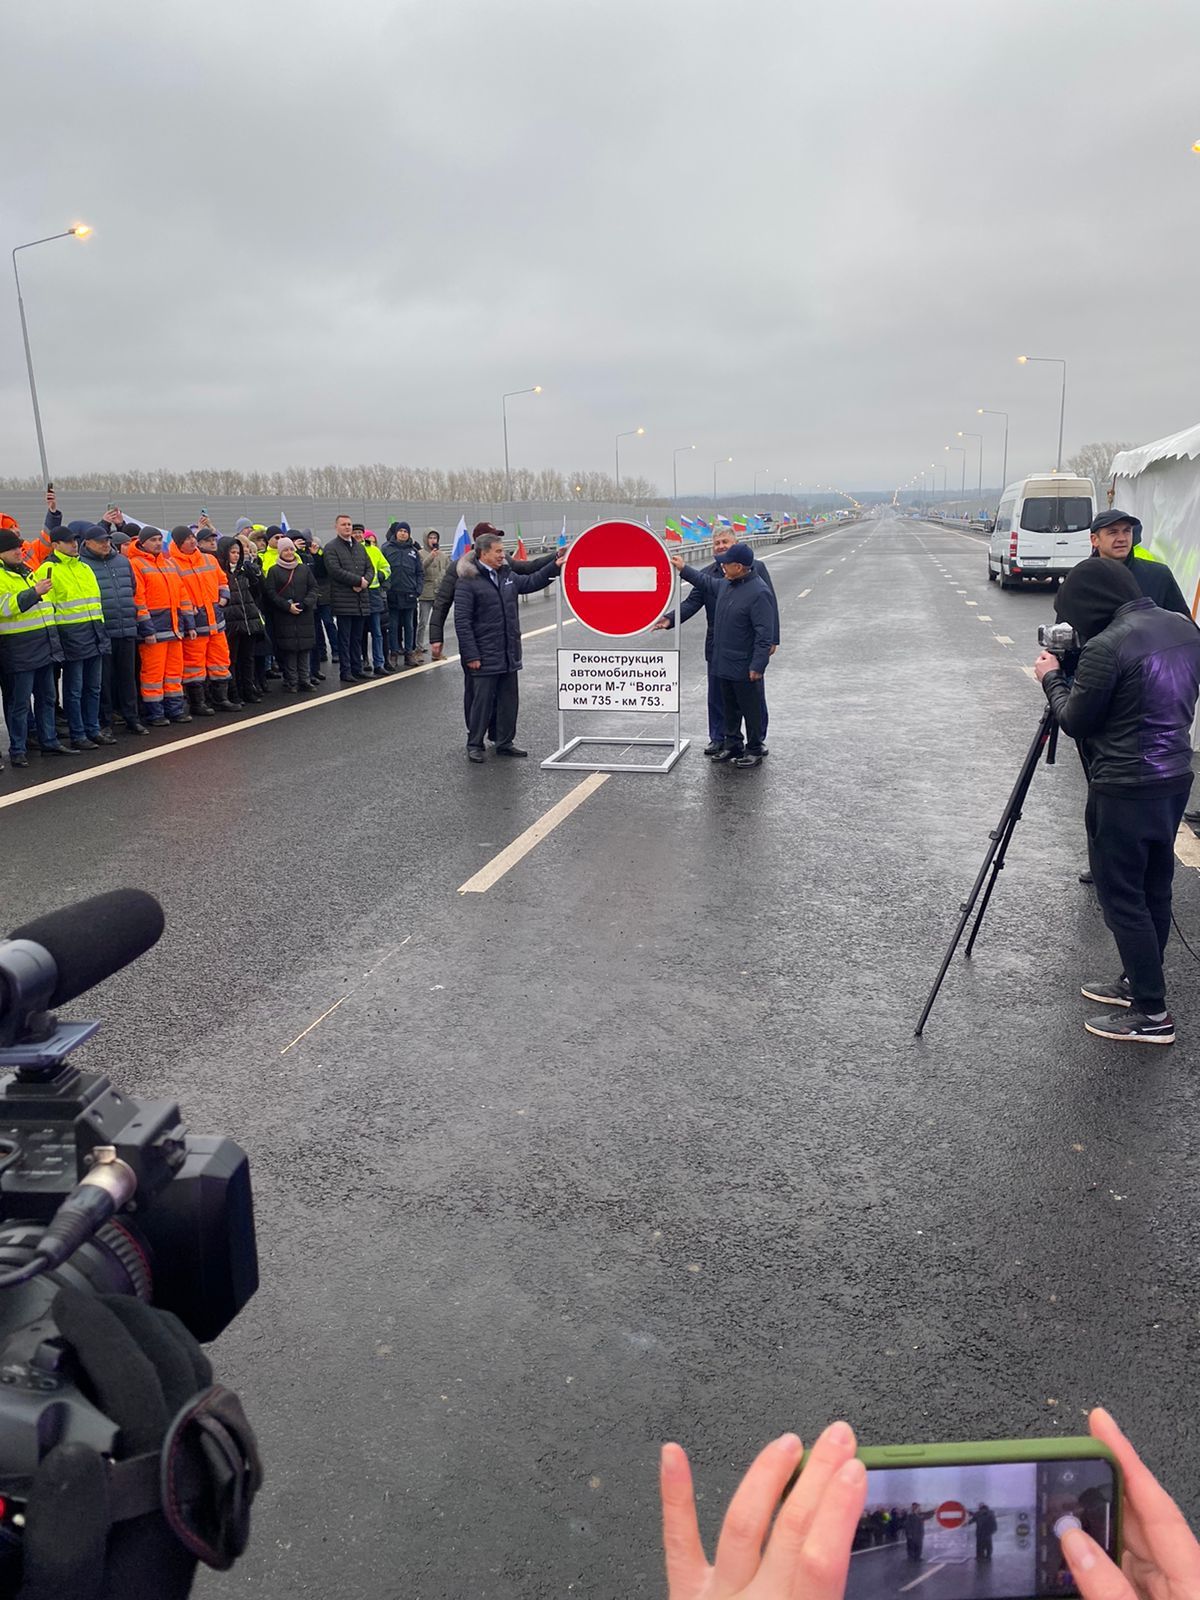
[964,805,1023,959]
[914,705,1055,1035]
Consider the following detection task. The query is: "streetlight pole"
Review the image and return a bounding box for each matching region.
[501,385,542,505]
[977,408,1009,498]
[12,225,92,484]
[672,444,695,507]
[957,431,984,499]
[752,468,769,501]
[945,444,966,500]
[1017,356,1067,471]
[712,455,732,510]
[615,426,645,498]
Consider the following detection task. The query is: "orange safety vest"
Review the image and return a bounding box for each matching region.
[170,546,228,635]
[128,544,195,642]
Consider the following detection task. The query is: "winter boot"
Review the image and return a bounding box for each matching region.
[209,680,238,713]
[187,682,216,718]
[144,701,169,728]
[165,694,192,724]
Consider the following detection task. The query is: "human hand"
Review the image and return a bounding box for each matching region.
[431,643,443,660]
[749,670,763,681]
[660,1421,865,1600]
[33,577,53,597]
[45,488,57,511]
[769,645,777,655]
[1033,650,1060,683]
[467,659,481,670]
[1060,1407,1200,1600]
[651,618,672,631]
[290,602,302,614]
[670,553,686,571]
[556,551,567,567]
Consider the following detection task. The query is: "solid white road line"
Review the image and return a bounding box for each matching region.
[457,772,609,894]
[279,935,412,1055]
[899,1563,948,1592]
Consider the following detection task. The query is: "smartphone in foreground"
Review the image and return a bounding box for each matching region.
[791,1437,1120,1599]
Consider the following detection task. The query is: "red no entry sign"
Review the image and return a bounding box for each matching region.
[936,1501,968,1530]
[562,521,674,637]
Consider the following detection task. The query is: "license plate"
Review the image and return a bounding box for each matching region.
[1022,556,1049,565]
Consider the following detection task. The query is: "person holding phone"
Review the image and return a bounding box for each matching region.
[660,1409,1200,1600]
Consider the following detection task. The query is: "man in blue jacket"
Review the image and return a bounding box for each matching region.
[654,527,779,754]
[674,541,774,768]
[454,532,562,762]
[77,522,148,736]
[383,521,424,668]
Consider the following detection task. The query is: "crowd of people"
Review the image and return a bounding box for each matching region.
[0,493,455,770]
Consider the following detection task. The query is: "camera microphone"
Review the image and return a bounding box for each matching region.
[4,889,165,1013]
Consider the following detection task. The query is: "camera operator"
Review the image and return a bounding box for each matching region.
[1033,559,1200,1044]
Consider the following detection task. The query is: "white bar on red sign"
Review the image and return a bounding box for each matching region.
[577,566,659,592]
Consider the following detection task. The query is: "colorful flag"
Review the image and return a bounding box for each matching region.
[557,515,568,548]
[716,514,733,530]
[514,523,528,561]
[732,514,747,533]
[451,515,470,560]
[280,514,290,533]
[664,517,684,543]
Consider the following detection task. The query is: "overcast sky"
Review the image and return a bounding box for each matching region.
[4,0,1199,493]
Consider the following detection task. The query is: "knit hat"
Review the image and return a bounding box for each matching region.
[1054,553,1142,642]
[170,525,195,548]
[0,514,20,535]
[0,529,21,555]
[136,525,163,547]
[234,517,254,534]
[396,520,411,533]
[276,537,298,567]
[717,540,755,567]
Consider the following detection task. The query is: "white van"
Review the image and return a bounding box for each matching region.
[987,475,1095,589]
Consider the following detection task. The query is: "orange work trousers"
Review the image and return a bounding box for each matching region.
[182,631,232,684]
[139,638,183,705]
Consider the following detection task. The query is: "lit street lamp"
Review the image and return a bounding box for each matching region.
[615,426,645,497]
[957,430,984,498]
[1017,355,1067,471]
[672,443,695,506]
[12,224,92,484]
[752,468,770,500]
[945,443,966,497]
[712,455,732,509]
[501,386,541,504]
[977,407,1010,496]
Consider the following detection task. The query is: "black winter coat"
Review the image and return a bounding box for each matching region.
[680,566,774,677]
[216,539,266,636]
[78,546,139,640]
[452,554,557,673]
[323,535,372,616]
[1043,597,1200,790]
[430,551,557,645]
[383,537,424,603]
[677,557,779,657]
[264,562,318,651]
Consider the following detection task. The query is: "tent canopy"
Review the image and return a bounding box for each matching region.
[1112,422,1200,479]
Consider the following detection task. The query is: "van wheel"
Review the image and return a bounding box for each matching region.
[999,567,1017,591]
[987,560,998,581]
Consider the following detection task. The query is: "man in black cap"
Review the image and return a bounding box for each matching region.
[1034,558,1200,1044]
[672,541,774,768]
[1088,510,1191,617]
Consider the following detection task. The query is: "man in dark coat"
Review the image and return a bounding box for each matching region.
[1089,511,1191,617]
[453,532,561,761]
[0,527,73,767]
[1034,557,1200,1043]
[655,527,779,754]
[903,1504,932,1561]
[970,1504,998,1561]
[383,521,423,668]
[323,514,373,683]
[675,541,774,768]
[77,522,146,736]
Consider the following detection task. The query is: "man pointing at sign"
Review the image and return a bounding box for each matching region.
[672,542,774,768]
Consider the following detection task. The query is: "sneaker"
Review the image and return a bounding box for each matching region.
[1084,1009,1175,1046]
[1080,976,1132,1009]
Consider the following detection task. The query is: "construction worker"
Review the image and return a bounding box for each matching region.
[36,523,112,750]
[168,525,233,716]
[0,526,74,768]
[193,521,235,710]
[359,528,393,675]
[127,526,195,726]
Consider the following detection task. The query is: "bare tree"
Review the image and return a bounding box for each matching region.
[1067,441,1132,499]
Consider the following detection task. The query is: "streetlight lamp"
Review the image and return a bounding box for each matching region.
[945,444,966,498]
[615,426,646,498]
[977,408,1009,497]
[1017,355,1067,471]
[712,455,732,509]
[672,444,695,507]
[501,386,541,504]
[12,224,92,484]
[957,430,984,499]
[752,468,770,500]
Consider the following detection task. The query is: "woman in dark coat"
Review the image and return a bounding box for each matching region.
[262,537,318,691]
[217,536,266,705]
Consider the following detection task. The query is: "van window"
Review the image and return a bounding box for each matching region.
[1020,496,1092,533]
[994,498,1016,535]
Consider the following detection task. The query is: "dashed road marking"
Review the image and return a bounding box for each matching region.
[798,588,812,598]
[995,635,1013,644]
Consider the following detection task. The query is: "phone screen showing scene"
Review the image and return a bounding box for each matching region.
[844,1458,1117,1599]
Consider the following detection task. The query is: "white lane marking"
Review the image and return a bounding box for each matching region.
[0,617,573,812]
[457,772,609,894]
[579,566,657,592]
[825,568,834,575]
[900,1563,948,1592]
[965,600,978,606]
[280,936,411,1055]
[978,614,992,620]
[798,588,812,598]
[995,634,1014,643]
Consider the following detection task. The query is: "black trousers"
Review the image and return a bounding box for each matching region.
[100,636,140,728]
[1086,779,1193,1012]
[230,633,257,699]
[337,616,366,679]
[719,675,764,753]
[278,650,306,688]
[467,671,518,750]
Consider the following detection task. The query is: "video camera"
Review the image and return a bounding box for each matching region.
[0,889,258,1579]
[1037,621,1082,677]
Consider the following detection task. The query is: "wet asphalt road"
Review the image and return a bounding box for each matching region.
[3,515,1200,1598]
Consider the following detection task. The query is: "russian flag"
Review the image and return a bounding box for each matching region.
[280,514,291,533]
[450,516,471,560]
[716,514,733,530]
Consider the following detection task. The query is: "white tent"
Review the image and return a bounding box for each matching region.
[1110,422,1200,618]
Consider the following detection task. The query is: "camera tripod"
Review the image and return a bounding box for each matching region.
[914,703,1058,1035]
